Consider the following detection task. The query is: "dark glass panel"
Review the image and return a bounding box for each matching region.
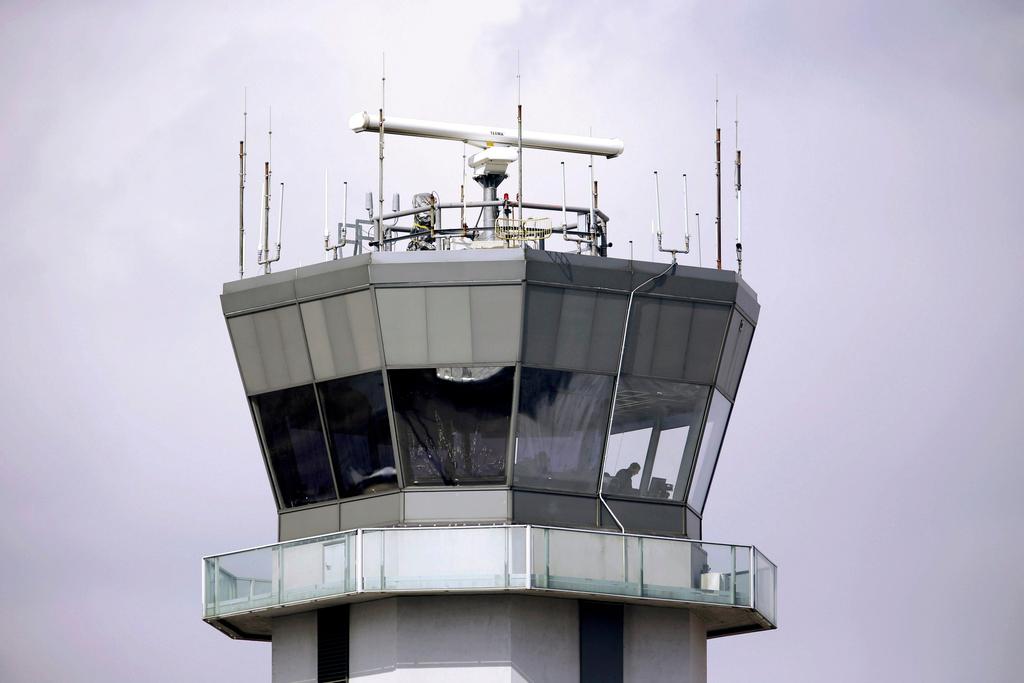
[318,372,397,499]
[717,309,755,400]
[253,385,336,508]
[603,378,709,502]
[579,602,624,682]
[522,285,627,373]
[621,296,730,384]
[389,366,514,485]
[514,368,613,494]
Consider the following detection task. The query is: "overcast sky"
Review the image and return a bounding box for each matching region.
[1,1,1022,681]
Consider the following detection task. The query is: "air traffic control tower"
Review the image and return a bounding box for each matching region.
[202,113,777,682]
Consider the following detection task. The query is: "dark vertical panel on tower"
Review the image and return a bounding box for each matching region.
[579,601,623,683]
[317,605,349,682]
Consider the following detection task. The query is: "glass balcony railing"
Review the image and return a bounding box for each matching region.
[203,526,776,630]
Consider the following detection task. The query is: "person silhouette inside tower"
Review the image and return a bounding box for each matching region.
[609,462,641,494]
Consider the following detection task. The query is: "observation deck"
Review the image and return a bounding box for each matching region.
[204,525,777,641]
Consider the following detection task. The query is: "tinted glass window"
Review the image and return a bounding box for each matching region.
[252,385,336,508]
[603,378,709,502]
[389,366,514,485]
[514,368,613,494]
[688,389,732,512]
[318,372,397,499]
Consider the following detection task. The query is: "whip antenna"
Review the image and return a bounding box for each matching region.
[516,50,523,223]
[377,52,386,250]
[715,78,722,270]
[735,96,743,276]
[238,88,247,279]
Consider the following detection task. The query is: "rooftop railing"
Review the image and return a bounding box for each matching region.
[203,525,776,633]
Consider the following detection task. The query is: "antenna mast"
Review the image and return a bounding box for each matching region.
[238,89,247,279]
[715,80,722,270]
[696,212,703,268]
[516,51,523,223]
[654,170,690,263]
[257,108,281,274]
[735,96,743,276]
[377,53,386,251]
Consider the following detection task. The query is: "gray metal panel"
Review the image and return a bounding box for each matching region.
[426,286,473,361]
[685,508,702,539]
[734,277,761,324]
[523,250,757,313]
[600,499,686,537]
[278,504,341,541]
[716,309,755,400]
[370,248,526,284]
[292,254,372,300]
[512,491,597,527]
[624,297,730,385]
[522,286,561,367]
[403,490,510,523]
[376,288,429,365]
[470,286,523,363]
[378,285,522,366]
[589,292,629,372]
[228,305,313,394]
[523,285,626,373]
[339,493,401,530]
[684,303,732,383]
[301,289,381,380]
[221,269,297,315]
[525,251,633,291]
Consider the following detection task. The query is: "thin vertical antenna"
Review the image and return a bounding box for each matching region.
[261,160,271,274]
[341,181,348,259]
[238,88,247,279]
[516,50,523,223]
[654,170,663,239]
[735,95,743,276]
[560,161,567,229]
[696,212,703,267]
[261,107,273,274]
[258,171,266,266]
[377,52,385,251]
[683,173,691,253]
[461,142,467,235]
[324,168,331,262]
[715,80,722,270]
[588,125,596,256]
[276,181,285,257]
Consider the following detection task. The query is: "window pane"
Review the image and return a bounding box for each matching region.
[603,378,709,502]
[318,372,397,499]
[389,366,514,485]
[252,385,336,508]
[514,369,613,494]
[688,390,732,512]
